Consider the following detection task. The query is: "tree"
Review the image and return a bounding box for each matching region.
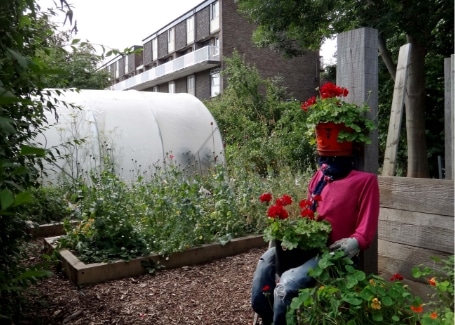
[31,5,109,90]
[37,31,110,89]
[237,0,453,177]
[0,0,104,320]
[1,0,130,320]
[206,51,314,176]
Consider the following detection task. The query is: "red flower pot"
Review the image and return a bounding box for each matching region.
[315,122,353,156]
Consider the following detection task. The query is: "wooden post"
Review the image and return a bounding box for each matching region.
[382,44,411,176]
[336,27,379,275]
[444,55,454,180]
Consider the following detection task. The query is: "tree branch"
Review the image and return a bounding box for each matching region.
[378,32,396,82]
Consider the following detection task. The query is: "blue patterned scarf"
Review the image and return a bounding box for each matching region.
[311,156,354,211]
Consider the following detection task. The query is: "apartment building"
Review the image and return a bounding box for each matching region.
[101,0,320,101]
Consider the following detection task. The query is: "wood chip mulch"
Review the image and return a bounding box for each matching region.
[18,239,264,325]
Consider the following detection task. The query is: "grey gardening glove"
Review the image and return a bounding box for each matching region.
[329,238,360,258]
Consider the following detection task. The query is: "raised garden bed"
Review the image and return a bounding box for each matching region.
[44,235,267,286]
[26,220,79,238]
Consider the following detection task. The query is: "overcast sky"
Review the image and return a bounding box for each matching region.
[37,0,336,64]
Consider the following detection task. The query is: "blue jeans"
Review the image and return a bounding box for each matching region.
[251,247,319,325]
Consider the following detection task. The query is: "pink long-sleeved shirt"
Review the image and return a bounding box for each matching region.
[307,170,380,250]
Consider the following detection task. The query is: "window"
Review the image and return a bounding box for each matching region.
[210,1,219,20]
[210,71,220,97]
[168,27,175,53]
[187,75,195,96]
[210,1,220,32]
[212,37,220,56]
[169,81,175,94]
[186,16,194,44]
[152,38,158,61]
[152,86,159,92]
[124,55,129,74]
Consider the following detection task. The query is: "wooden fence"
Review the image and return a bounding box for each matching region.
[377,176,454,296]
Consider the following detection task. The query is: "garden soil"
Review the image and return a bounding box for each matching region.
[18,239,264,325]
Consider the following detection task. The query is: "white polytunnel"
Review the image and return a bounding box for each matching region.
[34,89,225,184]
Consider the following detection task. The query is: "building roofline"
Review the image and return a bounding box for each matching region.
[141,0,217,44]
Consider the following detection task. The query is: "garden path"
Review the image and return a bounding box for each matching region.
[20,239,263,324]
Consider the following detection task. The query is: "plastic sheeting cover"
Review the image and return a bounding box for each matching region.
[34,89,225,183]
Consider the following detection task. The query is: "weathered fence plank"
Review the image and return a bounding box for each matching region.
[337,27,379,275]
[377,176,454,290]
[444,55,454,180]
[382,44,411,176]
[378,240,450,283]
[378,176,454,216]
[379,208,454,253]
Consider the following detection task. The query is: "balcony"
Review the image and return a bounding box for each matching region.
[109,46,220,91]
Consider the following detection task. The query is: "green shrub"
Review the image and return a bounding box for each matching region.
[206,50,315,176]
[56,155,312,263]
[287,252,454,325]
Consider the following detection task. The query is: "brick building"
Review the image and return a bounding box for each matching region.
[101,0,320,101]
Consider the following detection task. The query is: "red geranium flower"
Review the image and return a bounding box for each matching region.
[390,273,404,281]
[263,193,331,251]
[301,96,316,111]
[276,194,292,206]
[299,199,311,208]
[267,204,289,220]
[301,208,315,219]
[259,193,272,203]
[319,82,349,99]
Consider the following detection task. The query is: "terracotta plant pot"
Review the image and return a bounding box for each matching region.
[315,122,353,156]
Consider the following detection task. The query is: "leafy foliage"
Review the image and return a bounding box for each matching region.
[237,0,453,177]
[36,30,110,89]
[0,0,111,321]
[287,251,454,325]
[260,193,332,251]
[301,82,376,145]
[0,0,59,320]
[17,185,78,225]
[412,255,455,323]
[205,50,316,175]
[55,154,313,263]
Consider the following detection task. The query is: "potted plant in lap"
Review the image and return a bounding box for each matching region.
[301,82,375,156]
[259,193,332,276]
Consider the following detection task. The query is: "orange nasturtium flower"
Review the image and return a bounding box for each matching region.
[428,277,437,286]
[430,311,438,319]
[370,298,381,310]
[410,304,424,313]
